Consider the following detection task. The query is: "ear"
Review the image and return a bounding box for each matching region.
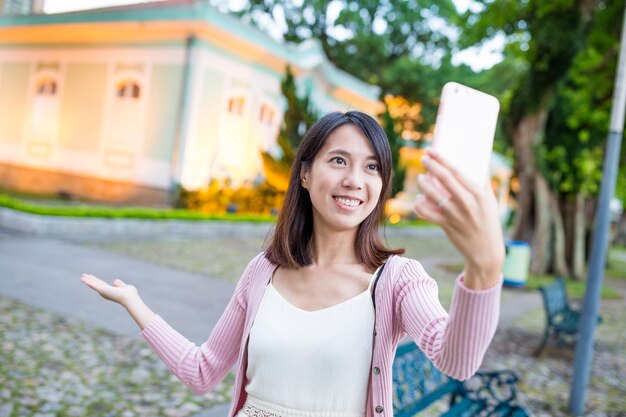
[300,166,309,188]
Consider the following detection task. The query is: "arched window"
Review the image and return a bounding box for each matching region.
[228,96,245,115]
[116,80,141,99]
[36,78,57,96]
[259,103,275,124]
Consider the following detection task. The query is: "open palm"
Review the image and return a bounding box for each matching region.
[80,274,138,306]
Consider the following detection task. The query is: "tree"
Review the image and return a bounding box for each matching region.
[541,0,626,278]
[261,65,317,192]
[458,0,623,275]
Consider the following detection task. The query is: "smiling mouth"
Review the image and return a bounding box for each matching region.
[333,196,363,207]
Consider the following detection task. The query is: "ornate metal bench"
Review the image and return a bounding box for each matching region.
[535,277,601,356]
[393,342,529,417]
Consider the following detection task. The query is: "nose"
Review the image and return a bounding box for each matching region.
[342,167,363,190]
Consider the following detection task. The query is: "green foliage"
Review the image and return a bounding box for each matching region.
[261,65,317,192]
[541,0,625,198]
[462,0,593,125]
[380,106,405,197]
[238,0,457,78]
[230,0,460,137]
[0,193,275,222]
[277,65,318,162]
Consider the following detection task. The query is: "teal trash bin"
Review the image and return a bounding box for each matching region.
[502,240,531,287]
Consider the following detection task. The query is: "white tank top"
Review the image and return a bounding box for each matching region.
[239,267,380,417]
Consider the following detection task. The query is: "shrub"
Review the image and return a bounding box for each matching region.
[178,179,284,215]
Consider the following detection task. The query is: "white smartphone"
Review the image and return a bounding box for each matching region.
[430,82,500,187]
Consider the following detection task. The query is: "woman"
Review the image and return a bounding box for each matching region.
[80,111,504,417]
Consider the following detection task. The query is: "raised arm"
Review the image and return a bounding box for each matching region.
[403,147,504,379]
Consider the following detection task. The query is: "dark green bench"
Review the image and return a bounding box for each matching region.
[535,277,601,356]
[393,342,529,417]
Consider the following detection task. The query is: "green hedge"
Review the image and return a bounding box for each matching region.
[0,194,276,222]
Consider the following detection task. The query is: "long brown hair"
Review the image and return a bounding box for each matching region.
[264,111,404,270]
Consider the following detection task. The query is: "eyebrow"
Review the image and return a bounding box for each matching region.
[327,149,378,161]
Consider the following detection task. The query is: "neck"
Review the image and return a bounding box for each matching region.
[309,225,359,267]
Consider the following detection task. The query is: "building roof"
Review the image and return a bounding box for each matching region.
[0,0,381,109]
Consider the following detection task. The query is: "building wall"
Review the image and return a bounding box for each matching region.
[180,41,284,190]
[0,46,187,203]
[0,34,380,204]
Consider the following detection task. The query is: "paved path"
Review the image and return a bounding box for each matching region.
[0,229,237,345]
[0,227,542,417]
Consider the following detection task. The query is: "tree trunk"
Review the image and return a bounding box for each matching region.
[563,196,575,268]
[511,109,550,273]
[550,189,569,277]
[570,192,587,280]
[511,114,543,244]
[531,174,552,274]
[585,197,597,263]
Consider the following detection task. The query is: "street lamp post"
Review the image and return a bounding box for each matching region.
[568,2,626,415]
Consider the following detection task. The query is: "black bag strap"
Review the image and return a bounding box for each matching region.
[371,262,386,308]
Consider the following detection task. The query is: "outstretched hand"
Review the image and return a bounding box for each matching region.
[80,274,139,307]
[414,148,505,288]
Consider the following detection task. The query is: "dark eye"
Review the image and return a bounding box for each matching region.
[367,163,379,171]
[331,156,346,165]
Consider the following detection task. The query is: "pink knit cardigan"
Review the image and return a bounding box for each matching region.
[141,252,502,417]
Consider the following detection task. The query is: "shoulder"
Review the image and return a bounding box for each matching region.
[233,252,276,303]
[383,255,430,280]
[241,252,276,281]
[384,255,437,294]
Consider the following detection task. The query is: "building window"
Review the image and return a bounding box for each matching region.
[36,78,57,96]
[259,104,275,124]
[29,75,61,150]
[228,96,245,115]
[105,77,144,156]
[116,80,141,99]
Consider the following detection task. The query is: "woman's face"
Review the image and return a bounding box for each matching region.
[301,124,383,234]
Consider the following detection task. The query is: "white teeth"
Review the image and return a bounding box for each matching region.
[334,197,360,207]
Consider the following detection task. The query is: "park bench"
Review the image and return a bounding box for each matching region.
[393,342,529,417]
[535,277,601,356]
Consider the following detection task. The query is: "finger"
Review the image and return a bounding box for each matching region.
[417,174,454,213]
[413,195,446,225]
[113,279,125,287]
[425,148,482,196]
[421,156,471,202]
[81,274,110,292]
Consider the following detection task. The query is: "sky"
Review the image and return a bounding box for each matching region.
[42,0,504,71]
